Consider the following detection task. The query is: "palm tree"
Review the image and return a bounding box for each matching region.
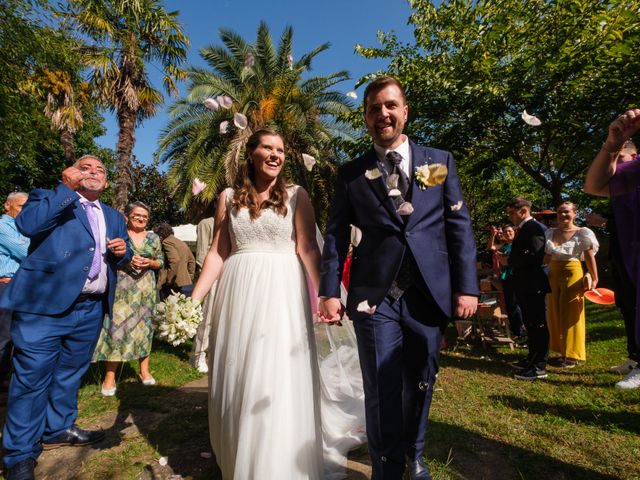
[158,22,355,224]
[66,0,189,211]
[41,69,88,165]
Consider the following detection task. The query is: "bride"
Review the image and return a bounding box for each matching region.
[191,128,364,479]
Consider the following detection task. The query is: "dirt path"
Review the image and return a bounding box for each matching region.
[1,377,372,479]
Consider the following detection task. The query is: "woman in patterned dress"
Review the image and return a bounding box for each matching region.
[93,201,164,395]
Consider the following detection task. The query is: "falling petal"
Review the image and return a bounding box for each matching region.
[244,53,255,68]
[386,173,399,189]
[219,120,229,134]
[192,178,206,195]
[350,224,362,247]
[216,95,233,109]
[521,109,542,126]
[425,164,448,186]
[233,112,248,130]
[302,153,316,171]
[287,54,294,69]
[364,168,382,180]
[356,300,376,314]
[450,200,463,211]
[397,202,414,215]
[203,98,219,111]
[200,452,212,459]
[388,188,401,197]
[346,91,358,99]
[159,457,168,466]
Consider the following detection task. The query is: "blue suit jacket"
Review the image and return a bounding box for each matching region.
[0,184,131,316]
[319,141,478,320]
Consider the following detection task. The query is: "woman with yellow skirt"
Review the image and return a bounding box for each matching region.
[544,202,599,367]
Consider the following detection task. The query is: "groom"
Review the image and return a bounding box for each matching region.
[319,76,478,480]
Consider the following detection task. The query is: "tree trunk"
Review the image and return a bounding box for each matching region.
[114,108,136,212]
[60,128,76,166]
[550,181,563,208]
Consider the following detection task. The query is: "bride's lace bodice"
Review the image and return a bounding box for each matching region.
[225,186,299,254]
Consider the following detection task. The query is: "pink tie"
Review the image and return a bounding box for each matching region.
[82,202,102,280]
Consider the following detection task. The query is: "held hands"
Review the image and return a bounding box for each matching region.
[130,255,151,270]
[454,293,478,319]
[318,297,343,326]
[605,109,640,151]
[107,238,127,257]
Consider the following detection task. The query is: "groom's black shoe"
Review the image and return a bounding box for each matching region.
[42,424,105,450]
[407,457,432,480]
[6,458,36,480]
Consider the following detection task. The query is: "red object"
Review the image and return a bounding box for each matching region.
[341,255,353,289]
[584,288,615,305]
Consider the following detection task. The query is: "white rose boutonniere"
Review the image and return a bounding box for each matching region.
[415,163,448,190]
[365,167,382,180]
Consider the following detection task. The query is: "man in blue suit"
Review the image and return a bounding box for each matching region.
[0,155,131,480]
[319,77,478,480]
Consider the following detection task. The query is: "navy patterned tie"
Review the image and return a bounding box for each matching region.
[386,151,409,199]
[82,202,102,280]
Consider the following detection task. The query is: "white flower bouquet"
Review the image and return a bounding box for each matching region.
[155,292,203,346]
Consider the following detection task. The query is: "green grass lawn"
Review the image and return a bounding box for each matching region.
[33,302,640,479]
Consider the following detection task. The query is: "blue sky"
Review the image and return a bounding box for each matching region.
[95,0,415,165]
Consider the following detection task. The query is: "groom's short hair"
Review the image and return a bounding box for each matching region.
[506,196,532,211]
[363,76,406,110]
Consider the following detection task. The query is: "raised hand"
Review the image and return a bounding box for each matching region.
[106,238,127,257]
[605,109,640,151]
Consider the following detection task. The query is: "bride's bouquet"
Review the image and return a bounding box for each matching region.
[155,292,203,346]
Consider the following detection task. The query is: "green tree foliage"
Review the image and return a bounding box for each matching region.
[129,159,184,226]
[0,0,106,195]
[357,0,640,215]
[64,0,189,212]
[158,22,355,227]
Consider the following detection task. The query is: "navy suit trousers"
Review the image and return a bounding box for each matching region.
[3,296,104,468]
[353,286,445,480]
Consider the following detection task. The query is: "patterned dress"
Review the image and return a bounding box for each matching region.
[93,231,164,361]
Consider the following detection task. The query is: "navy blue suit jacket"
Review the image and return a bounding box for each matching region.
[319,141,478,320]
[0,184,131,316]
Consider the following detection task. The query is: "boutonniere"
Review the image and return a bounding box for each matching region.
[415,163,448,189]
[365,167,382,180]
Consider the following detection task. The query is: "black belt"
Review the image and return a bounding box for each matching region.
[77,293,105,302]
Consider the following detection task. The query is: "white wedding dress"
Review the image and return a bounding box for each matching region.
[206,186,365,479]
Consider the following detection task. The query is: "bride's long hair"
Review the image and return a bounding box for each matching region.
[232,128,289,219]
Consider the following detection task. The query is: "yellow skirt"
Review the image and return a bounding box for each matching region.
[547,260,586,361]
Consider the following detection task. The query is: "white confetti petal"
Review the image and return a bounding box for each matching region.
[159,456,168,466]
[287,54,294,69]
[386,173,399,189]
[346,91,357,99]
[200,452,212,459]
[192,178,206,195]
[244,53,255,68]
[521,109,542,126]
[233,112,248,130]
[356,300,376,314]
[364,168,382,180]
[450,200,463,211]
[219,120,229,134]
[388,188,401,197]
[203,98,219,111]
[302,153,316,171]
[350,224,362,247]
[216,95,233,109]
[397,202,414,215]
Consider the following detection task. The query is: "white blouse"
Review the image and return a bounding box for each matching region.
[544,227,599,261]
